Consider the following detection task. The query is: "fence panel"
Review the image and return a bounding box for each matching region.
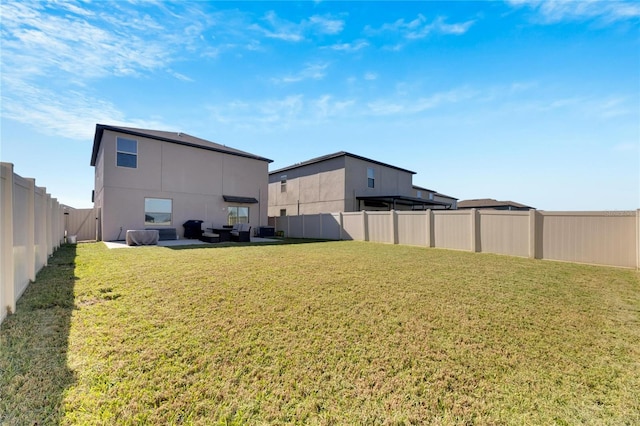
[541,211,636,268]
[397,211,428,247]
[34,187,48,272]
[303,215,322,239]
[479,210,530,257]
[433,210,472,251]
[66,208,97,241]
[322,214,342,240]
[286,215,303,238]
[342,212,363,241]
[1,162,65,323]
[267,208,638,269]
[367,211,392,243]
[12,175,31,302]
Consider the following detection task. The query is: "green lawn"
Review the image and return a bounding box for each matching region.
[1,241,639,425]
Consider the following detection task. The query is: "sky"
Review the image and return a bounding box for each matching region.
[1,0,638,210]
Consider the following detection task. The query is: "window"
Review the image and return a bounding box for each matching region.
[280,209,286,217]
[117,137,137,168]
[429,193,434,201]
[228,206,249,225]
[416,190,422,199]
[280,175,287,192]
[367,167,375,188]
[145,198,172,225]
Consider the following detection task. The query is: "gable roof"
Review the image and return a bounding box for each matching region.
[269,151,416,175]
[90,124,272,166]
[457,198,533,209]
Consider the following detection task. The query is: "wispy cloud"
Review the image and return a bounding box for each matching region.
[0,1,237,138]
[1,78,169,140]
[272,63,330,84]
[507,0,640,24]
[366,87,479,116]
[253,11,345,42]
[325,39,369,51]
[367,14,475,40]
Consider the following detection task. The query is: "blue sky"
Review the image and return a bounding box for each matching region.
[1,0,638,210]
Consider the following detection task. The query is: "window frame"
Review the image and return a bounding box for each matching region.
[367,167,375,189]
[227,206,249,225]
[144,197,172,226]
[116,137,138,169]
[280,174,287,193]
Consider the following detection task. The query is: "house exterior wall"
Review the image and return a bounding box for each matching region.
[96,130,268,241]
[344,156,414,211]
[268,156,346,216]
[269,154,417,215]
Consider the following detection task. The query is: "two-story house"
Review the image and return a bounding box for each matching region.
[457,198,533,211]
[412,185,458,210]
[268,152,454,216]
[90,124,272,241]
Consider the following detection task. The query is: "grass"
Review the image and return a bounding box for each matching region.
[1,241,639,425]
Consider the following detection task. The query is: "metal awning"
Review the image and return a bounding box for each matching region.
[222,195,259,204]
[356,195,452,210]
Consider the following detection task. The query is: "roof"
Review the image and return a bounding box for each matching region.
[412,185,458,201]
[357,195,452,208]
[269,151,416,175]
[412,185,436,192]
[433,192,458,200]
[90,124,273,166]
[457,198,534,209]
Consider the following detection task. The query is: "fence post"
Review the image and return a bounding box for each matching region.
[302,214,305,238]
[470,209,480,252]
[529,209,538,259]
[26,178,36,282]
[339,212,343,240]
[637,209,640,270]
[362,211,368,242]
[391,210,398,244]
[1,163,16,320]
[425,209,433,248]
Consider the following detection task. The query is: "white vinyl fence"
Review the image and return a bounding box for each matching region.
[1,163,66,323]
[271,209,640,269]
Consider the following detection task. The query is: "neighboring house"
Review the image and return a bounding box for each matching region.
[268,151,454,216]
[457,198,534,211]
[412,185,458,210]
[91,124,272,241]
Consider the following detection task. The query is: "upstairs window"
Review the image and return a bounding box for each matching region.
[367,167,375,188]
[117,137,137,168]
[416,190,422,199]
[280,175,287,192]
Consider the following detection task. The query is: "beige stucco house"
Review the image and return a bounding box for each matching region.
[268,152,454,216]
[412,185,458,210]
[91,124,272,241]
[457,198,533,211]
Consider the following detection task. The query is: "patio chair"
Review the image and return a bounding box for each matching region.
[230,223,251,242]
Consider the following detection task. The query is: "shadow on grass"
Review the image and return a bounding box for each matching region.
[0,244,78,424]
[165,237,337,250]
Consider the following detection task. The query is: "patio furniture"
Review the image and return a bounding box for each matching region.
[126,230,159,246]
[209,227,232,242]
[146,228,177,240]
[230,223,251,242]
[200,232,220,243]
